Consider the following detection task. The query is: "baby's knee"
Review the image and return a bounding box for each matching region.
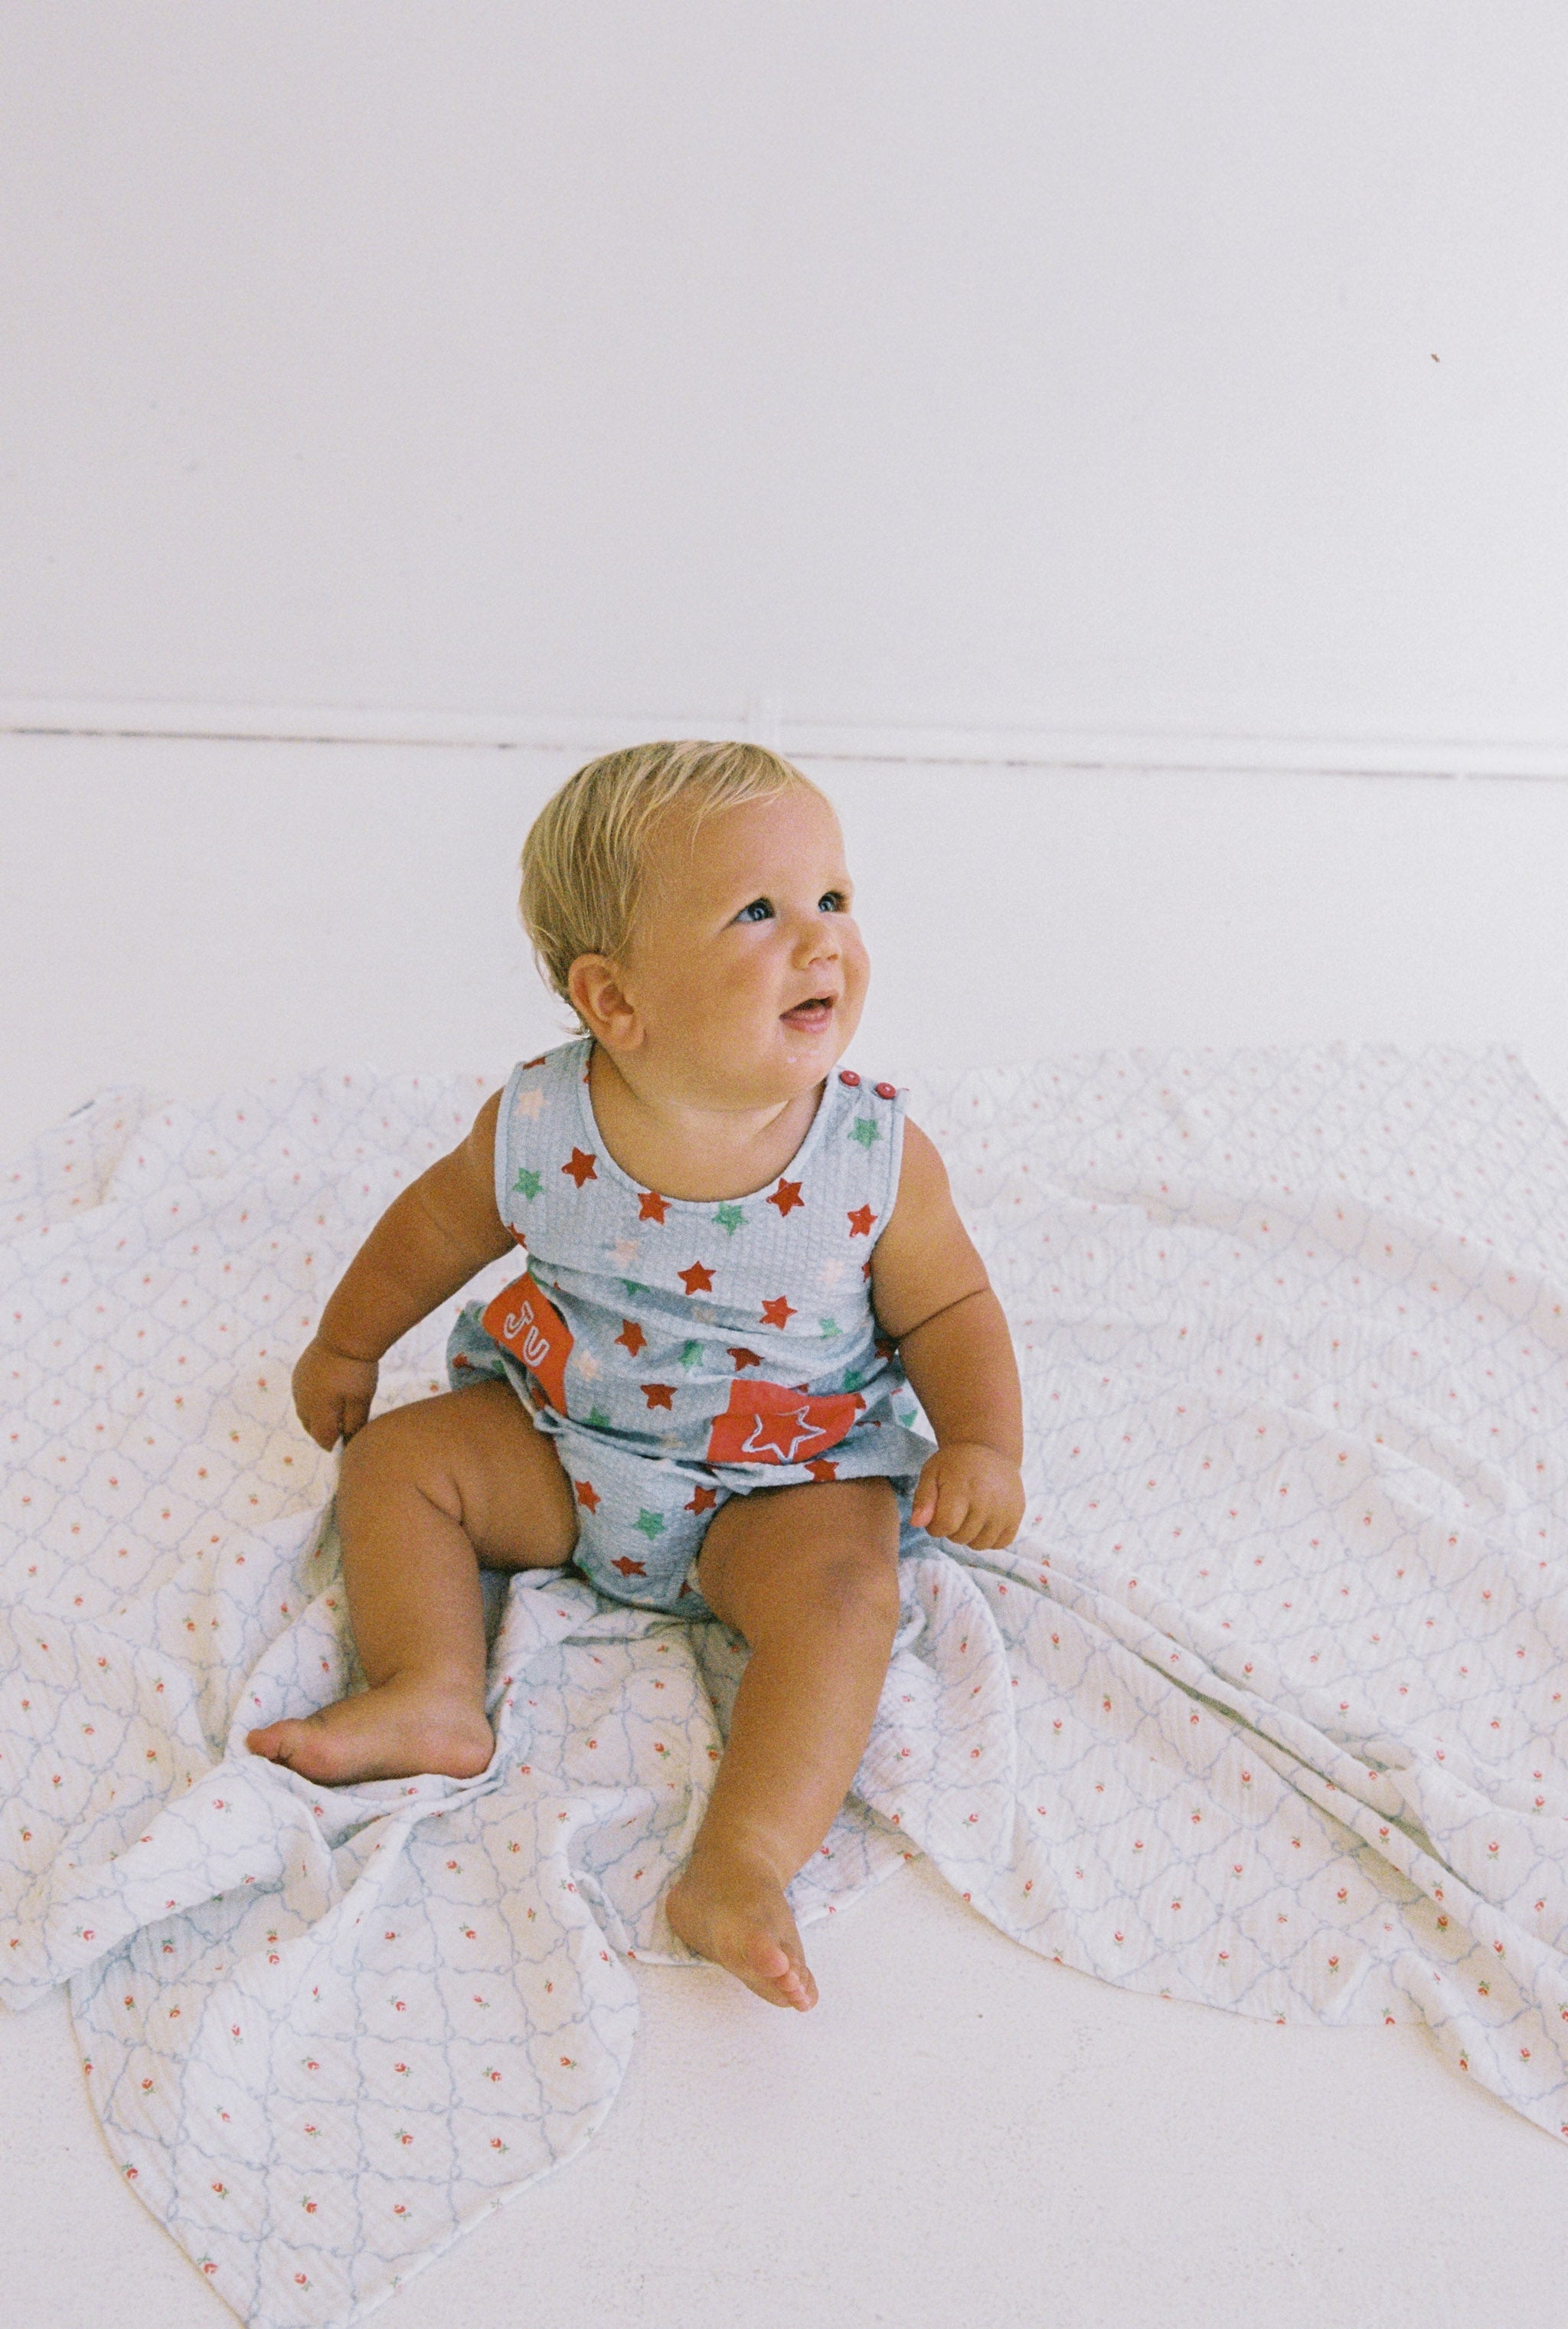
[818,1542,901,1633]
[336,1401,429,1499]
[786,1485,902,1632]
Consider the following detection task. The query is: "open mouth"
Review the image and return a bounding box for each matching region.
[780,995,835,1031]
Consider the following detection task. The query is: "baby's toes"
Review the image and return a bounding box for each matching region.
[773,1952,818,2011]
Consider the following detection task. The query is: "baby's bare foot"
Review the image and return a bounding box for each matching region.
[246,1673,494,1785]
[665,1843,818,2011]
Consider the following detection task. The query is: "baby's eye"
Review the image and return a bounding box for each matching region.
[818,890,846,913]
[736,897,773,924]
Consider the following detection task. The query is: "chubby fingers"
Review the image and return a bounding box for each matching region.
[300,1403,342,1452]
[912,1455,1025,1550]
[913,1458,974,1545]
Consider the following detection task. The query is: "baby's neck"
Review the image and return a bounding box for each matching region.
[586,1045,825,1202]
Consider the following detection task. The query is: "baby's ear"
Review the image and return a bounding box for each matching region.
[567,955,641,1050]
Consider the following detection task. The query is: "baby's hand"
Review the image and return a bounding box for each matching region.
[911,1442,1025,1551]
[292,1337,379,1452]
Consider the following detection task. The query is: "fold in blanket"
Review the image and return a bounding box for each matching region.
[5,1047,1568,2327]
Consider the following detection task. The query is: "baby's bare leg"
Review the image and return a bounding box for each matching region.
[665,1477,900,2011]
[246,1379,577,1784]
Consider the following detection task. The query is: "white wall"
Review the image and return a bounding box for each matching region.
[5,738,1566,1168]
[3,3,1566,765]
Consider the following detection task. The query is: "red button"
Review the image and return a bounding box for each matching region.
[838,1069,861,1086]
[875,1081,897,1099]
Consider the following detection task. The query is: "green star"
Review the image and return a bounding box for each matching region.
[587,1405,611,1430]
[841,1367,865,1393]
[678,1339,703,1371]
[897,1404,916,1427]
[512,1167,543,1200]
[712,1203,746,1236]
[621,1279,648,1298]
[818,1315,841,1338]
[848,1117,880,1149]
[634,1508,666,1540]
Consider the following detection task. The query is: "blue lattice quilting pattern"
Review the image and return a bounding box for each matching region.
[6,1048,1568,2325]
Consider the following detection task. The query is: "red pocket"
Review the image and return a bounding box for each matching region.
[480,1274,573,1413]
[705,1379,864,1466]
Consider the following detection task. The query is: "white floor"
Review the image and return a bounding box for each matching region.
[7,733,1568,2325]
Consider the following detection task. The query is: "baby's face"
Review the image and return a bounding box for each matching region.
[619,784,870,1108]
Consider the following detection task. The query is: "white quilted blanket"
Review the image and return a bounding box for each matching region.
[6,1047,1568,2327]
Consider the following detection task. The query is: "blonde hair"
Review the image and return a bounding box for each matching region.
[520,738,815,1022]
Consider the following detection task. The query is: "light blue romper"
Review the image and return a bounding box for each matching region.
[446,1037,937,1615]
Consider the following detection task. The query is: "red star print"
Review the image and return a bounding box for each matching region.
[562,1148,597,1188]
[727,1347,763,1371]
[760,1295,795,1328]
[641,1383,675,1409]
[685,1485,719,1514]
[678,1262,714,1295]
[575,1479,601,1511]
[522,1054,547,1069]
[615,1319,647,1357]
[847,1204,876,1237]
[610,1556,647,1579]
[862,1258,873,1279]
[638,1190,668,1223]
[805,1458,838,1481]
[766,1177,805,1217]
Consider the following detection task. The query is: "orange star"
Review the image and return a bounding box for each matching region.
[615,1318,647,1357]
[575,1479,601,1511]
[727,1346,763,1371]
[805,1458,838,1481]
[638,1189,668,1223]
[641,1383,675,1409]
[685,1485,719,1514]
[847,1204,876,1236]
[766,1177,805,1217]
[760,1295,795,1329]
[678,1262,714,1295]
[610,1556,647,1578]
[561,1148,598,1188]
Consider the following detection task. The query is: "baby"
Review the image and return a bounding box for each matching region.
[248,740,1024,2011]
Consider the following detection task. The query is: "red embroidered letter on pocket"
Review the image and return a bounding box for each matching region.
[480,1274,573,1413]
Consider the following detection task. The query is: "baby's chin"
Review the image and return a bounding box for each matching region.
[676,1024,850,1107]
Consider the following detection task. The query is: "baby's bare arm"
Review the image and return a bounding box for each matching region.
[871,1123,1024,1547]
[296,1090,514,1448]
